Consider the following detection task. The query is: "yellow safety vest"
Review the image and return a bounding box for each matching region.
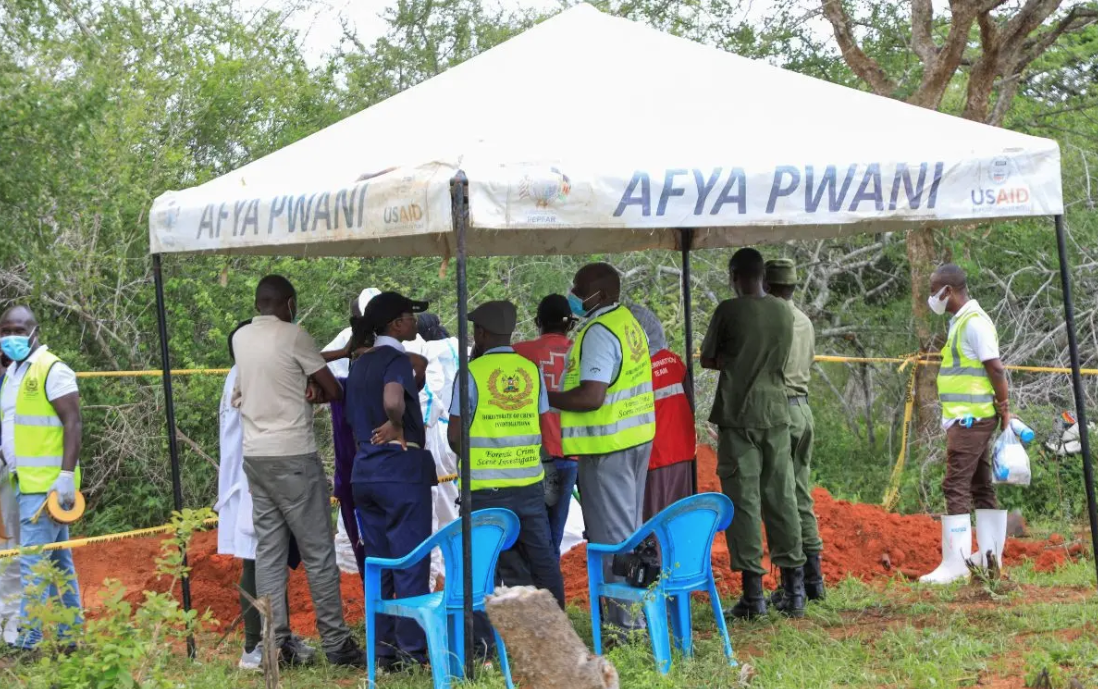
[468,352,544,490]
[560,306,656,456]
[0,351,82,494]
[937,309,997,420]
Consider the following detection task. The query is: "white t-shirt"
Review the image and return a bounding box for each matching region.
[941,300,1000,429]
[0,346,79,469]
[323,328,353,379]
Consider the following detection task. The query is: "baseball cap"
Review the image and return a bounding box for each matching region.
[469,300,517,335]
[363,292,429,330]
[536,294,576,328]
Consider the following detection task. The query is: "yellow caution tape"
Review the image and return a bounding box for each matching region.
[881,365,918,512]
[76,369,231,379]
[71,359,1096,380]
[0,518,220,558]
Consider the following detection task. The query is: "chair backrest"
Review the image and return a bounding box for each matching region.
[438,508,520,609]
[649,493,733,588]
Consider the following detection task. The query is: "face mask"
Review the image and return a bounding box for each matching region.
[568,290,598,318]
[1,328,36,363]
[927,286,950,316]
[289,299,298,324]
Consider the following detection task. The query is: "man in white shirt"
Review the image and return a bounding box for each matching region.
[920,264,1012,584]
[0,306,83,650]
[231,276,363,667]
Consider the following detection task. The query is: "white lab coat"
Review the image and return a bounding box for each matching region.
[406,336,462,590]
[215,367,257,560]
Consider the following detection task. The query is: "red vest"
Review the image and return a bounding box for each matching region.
[649,349,695,470]
[513,333,572,459]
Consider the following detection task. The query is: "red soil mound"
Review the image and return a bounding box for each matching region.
[74,444,1085,627]
[77,530,364,635]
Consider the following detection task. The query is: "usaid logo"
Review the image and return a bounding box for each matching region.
[988,157,1011,185]
[383,204,423,225]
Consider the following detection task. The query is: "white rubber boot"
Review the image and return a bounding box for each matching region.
[975,509,1008,569]
[920,514,972,584]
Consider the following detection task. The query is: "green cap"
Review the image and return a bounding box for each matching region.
[765,258,799,286]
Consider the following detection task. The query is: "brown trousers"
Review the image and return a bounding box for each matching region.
[943,417,998,515]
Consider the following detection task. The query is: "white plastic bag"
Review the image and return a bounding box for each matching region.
[992,426,1032,486]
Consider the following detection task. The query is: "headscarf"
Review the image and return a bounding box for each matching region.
[627,303,667,355]
[417,313,450,341]
[357,288,381,316]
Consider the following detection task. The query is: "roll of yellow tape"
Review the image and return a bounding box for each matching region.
[47,491,85,524]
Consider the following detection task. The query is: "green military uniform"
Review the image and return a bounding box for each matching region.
[769,261,822,555]
[702,294,804,575]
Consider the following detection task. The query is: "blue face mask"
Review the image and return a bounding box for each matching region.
[1,328,36,362]
[568,292,589,318]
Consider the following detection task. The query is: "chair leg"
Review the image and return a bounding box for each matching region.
[423,613,453,689]
[365,595,377,686]
[494,629,515,689]
[670,593,693,658]
[447,612,465,683]
[708,580,736,667]
[587,553,603,655]
[644,595,672,676]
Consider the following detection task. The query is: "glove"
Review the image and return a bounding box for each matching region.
[51,471,76,510]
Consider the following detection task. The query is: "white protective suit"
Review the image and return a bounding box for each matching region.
[405,334,462,591]
[0,462,20,644]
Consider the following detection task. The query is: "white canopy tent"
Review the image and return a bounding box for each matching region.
[146,2,1096,661]
[150,4,1062,257]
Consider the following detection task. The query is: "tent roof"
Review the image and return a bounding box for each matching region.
[149,3,1062,258]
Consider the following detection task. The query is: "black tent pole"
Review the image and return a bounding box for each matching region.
[451,172,475,674]
[151,253,196,657]
[681,228,698,495]
[1053,215,1098,588]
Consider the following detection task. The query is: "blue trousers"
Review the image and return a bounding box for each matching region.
[353,481,432,662]
[546,458,578,554]
[15,490,82,649]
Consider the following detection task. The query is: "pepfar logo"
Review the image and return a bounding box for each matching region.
[383,203,423,225]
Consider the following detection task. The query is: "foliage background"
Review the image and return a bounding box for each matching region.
[0,0,1095,534]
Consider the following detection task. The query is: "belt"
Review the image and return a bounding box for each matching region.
[388,441,422,449]
[788,396,808,406]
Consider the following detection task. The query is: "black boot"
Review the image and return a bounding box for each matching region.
[804,552,826,602]
[726,571,768,620]
[773,567,806,619]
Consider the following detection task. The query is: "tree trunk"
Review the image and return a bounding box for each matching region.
[907,227,943,437]
[485,586,619,689]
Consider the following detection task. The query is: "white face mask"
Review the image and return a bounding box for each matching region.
[927,286,950,316]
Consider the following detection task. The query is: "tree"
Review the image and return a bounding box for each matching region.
[819,0,1098,433]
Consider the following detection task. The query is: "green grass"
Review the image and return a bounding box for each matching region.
[5,572,1097,688]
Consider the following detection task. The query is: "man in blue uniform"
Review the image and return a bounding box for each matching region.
[346,292,436,672]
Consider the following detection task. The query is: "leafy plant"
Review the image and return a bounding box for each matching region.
[13,508,216,689]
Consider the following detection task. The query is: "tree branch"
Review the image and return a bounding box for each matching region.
[910,0,937,64]
[821,0,897,96]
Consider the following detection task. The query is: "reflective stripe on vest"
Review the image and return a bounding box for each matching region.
[560,306,656,456]
[468,353,544,491]
[0,351,82,494]
[653,383,685,402]
[937,309,997,420]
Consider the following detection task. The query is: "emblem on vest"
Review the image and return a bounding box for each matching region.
[24,377,41,397]
[487,367,535,411]
[625,324,646,363]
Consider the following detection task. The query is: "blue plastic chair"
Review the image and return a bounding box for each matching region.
[361,508,520,689]
[586,492,736,674]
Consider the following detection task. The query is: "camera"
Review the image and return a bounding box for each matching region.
[611,538,661,588]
